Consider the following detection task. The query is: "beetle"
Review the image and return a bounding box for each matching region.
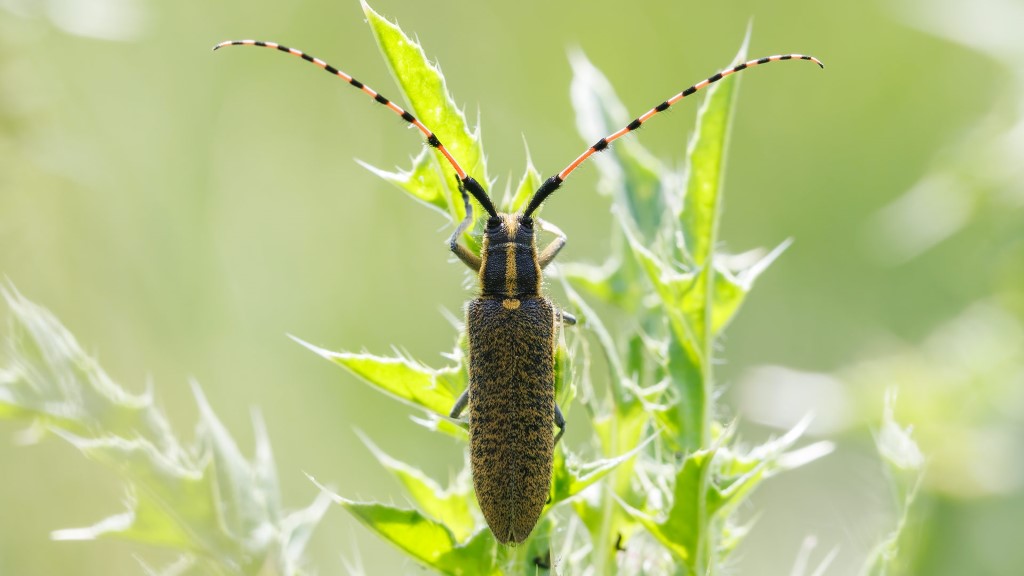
[214,38,822,544]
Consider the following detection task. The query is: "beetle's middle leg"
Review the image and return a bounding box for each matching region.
[450,389,469,419]
[449,177,481,272]
[554,402,566,445]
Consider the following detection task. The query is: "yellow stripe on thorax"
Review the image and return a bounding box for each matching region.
[503,214,518,297]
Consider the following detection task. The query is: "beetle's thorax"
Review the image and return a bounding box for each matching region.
[478,212,541,299]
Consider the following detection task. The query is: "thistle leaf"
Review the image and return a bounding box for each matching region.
[357,149,447,214]
[568,50,667,239]
[620,449,717,564]
[678,35,746,268]
[362,0,489,227]
[549,439,651,509]
[293,335,463,420]
[506,148,542,214]
[708,240,791,336]
[311,476,498,576]
[0,285,328,575]
[358,433,477,543]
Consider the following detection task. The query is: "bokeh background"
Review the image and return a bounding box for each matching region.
[2,0,1022,574]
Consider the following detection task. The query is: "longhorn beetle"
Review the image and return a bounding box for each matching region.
[214,36,822,545]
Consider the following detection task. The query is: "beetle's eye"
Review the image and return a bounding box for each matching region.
[520,216,534,229]
[486,217,501,230]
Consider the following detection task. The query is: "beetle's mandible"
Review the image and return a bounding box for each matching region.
[213,35,822,545]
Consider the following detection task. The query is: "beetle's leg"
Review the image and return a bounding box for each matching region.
[554,403,566,445]
[533,550,552,570]
[560,310,577,326]
[450,389,469,419]
[537,218,566,269]
[449,177,482,272]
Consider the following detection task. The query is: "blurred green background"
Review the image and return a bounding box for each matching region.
[2,0,1021,574]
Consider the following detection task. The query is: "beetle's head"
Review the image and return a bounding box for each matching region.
[478,212,540,297]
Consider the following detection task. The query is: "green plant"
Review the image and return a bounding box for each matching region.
[295,2,832,574]
[0,284,330,575]
[0,3,837,574]
[859,391,924,576]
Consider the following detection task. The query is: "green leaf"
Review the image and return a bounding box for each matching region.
[619,218,699,351]
[640,35,750,453]
[708,418,833,520]
[876,390,924,474]
[409,411,470,441]
[194,382,281,539]
[1,286,328,575]
[358,433,477,543]
[672,35,749,403]
[627,418,830,570]
[562,281,652,568]
[554,325,576,412]
[137,555,203,576]
[561,224,650,313]
[706,265,746,337]
[617,217,709,453]
[678,36,746,268]
[633,244,791,452]
[560,281,636,408]
[549,439,651,509]
[710,240,791,338]
[571,474,642,572]
[50,438,214,552]
[357,149,447,214]
[49,388,332,574]
[362,0,489,227]
[293,335,463,419]
[505,146,542,214]
[657,332,707,453]
[0,285,173,441]
[859,391,924,576]
[341,501,459,568]
[311,476,499,576]
[568,51,668,240]
[620,449,717,566]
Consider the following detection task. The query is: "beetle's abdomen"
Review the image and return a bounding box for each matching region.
[466,296,555,545]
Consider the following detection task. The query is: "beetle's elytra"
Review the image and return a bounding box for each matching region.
[214,32,822,545]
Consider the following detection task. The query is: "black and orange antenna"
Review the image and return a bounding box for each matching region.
[213,40,497,217]
[214,40,821,219]
[521,53,824,217]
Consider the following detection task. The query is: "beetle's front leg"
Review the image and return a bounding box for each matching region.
[449,178,481,272]
[537,218,566,269]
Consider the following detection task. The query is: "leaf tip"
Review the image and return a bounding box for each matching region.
[288,333,335,360]
[352,427,387,462]
[305,471,349,505]
[737,22,753,63]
